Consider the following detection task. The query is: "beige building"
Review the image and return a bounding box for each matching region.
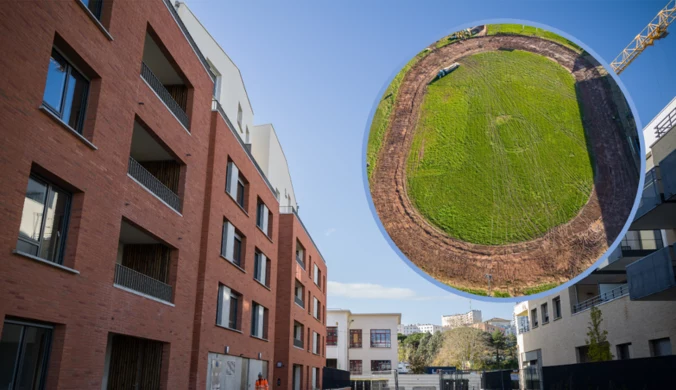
[514,97,676,387]
[442,310,482,329]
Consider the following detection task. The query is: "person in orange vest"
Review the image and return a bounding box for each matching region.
[255,373,269,390]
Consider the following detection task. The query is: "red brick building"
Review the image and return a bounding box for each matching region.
[274,211,328,389]
[0,1,327,389]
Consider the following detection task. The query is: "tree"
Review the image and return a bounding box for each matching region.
[406,345,428,374]
[586,306,613,362]
[504,333,518,369]
[490,330,506,368]
[433,327,492,370]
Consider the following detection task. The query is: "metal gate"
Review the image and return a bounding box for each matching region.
[522,366,540,390]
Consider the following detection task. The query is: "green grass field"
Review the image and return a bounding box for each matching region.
[486,24,584,53]
[407,50,594,245]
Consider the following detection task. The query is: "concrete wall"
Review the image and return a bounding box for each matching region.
[251,124,298,210]
[516,287,676,367]
[327,311,351,371]
[643,96,676,152]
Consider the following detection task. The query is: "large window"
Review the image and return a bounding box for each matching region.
[313,263,321,287]
[530,308,539,328]
[553,296,562,320]
[221,220,244,267]
[349,360,362,375]
[254,250,270,287]
[327,327,338,346]
[81,0,104,20]
[650,338,672,357]
[216,284,241,330]
[296,241,305,269]
[312,331,319,354]
[313,297,320,320]
[294,280,305,307]
[251,302,268,339]
[256,200,270,236]
[621,230,664,250]
[541,303,549,324]
[349,329,362,348]
[42,48,89,133]
[226,161,247,210]
[370,360,392,373]
[293,322,304,349]
[0,320,53,389]
[17,174,71,264]
[370,329,391,348]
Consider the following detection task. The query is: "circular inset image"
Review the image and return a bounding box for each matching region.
[366,23,642,298]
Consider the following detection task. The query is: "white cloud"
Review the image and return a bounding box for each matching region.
[328,281,464,301]
[324,228,337,236]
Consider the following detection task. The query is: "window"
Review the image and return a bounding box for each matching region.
[541,303,549,324]
[349,360,362,375]
[307,292,312,315]
[221,220,244,267]
[17,174,71,264]
[296,241,305,269]
[313,297,320,320]
[531,308,539,328]
[370,329,391,348]
[293,322,304,348]
[576,345,590,363]
[370,360,392,373]
[313,263,321,287]
[81,0,104,20]
[43,48,89,133]
[294,280,305,307]
[553,296,562,320]
[312,331,320,354]
[0,320,53,389]
[617,343,631,360]
[349,329,362,348]
[327,327,337,346]
[254,250,270,286]
[237,103,243,131]
[226,161,246,209]
[257,200,270,236]
[216,285,240,330]
[245,126,250,143]
[251,302,268,339]
[650,338,672,357]
[313,367,320,388]
[326,359,337,369]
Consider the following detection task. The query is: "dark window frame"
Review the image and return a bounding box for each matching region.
[370,360,392,372]
[17,173,72,265]
[349,329,362,348]
[370,329,391,348]
[0,319,53,390]
[541,303,549,324]
[349,360,362,375]
[233,232,243,266]
[42,48,90,133]
[327,327,338,346]
[253,250,269,286]
[553,296,562,320]
[216,284,241,330]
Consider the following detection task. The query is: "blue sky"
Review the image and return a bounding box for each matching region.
[184,0,676,324]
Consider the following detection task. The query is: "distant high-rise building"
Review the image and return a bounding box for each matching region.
[442,310,482,329]
[397,324,443,335]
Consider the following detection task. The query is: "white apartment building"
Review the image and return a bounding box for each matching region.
[442,310,482,329]
[397,323,443,335]
[514,97,676,385]
[326,310,400,378]
[174,3,297,211]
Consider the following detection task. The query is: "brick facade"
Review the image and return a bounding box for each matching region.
[274,213,328,389]
[0,1,322,389]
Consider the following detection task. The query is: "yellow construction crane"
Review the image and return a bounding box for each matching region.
[611,0,676,74]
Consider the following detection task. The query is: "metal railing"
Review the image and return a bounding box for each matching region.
[296,255,305,269]
[573,284,629,313]
[293,338,304,349]
[128,156,181,211]
[655,105,676,139]
[141,62,190,129]
[114,263,173,302]
[294,296,304,308]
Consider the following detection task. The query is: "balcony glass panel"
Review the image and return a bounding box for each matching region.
[627,245,676,300]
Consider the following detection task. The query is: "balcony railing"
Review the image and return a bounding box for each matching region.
[573,284,629,313]
[296,255,305,269]
[114,263,173,302]
[294,296,304,308]
[655,105,676,139]
[627,245,676,300]
[128,156,181,211]
[293,338,303,349]
[141,62,189,129]
[636,167,663,220]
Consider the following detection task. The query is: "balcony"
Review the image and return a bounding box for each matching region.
[572,284,629,313]
[632,151,676,230]
[627,245,676,301]
[141,32,190,130]
[601,230,663,271]
[127,120,182,212]
[115,221,174,303]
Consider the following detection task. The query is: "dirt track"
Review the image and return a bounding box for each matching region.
[370,35,638,295]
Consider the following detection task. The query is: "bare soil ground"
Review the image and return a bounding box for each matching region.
[370,35,639,296]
